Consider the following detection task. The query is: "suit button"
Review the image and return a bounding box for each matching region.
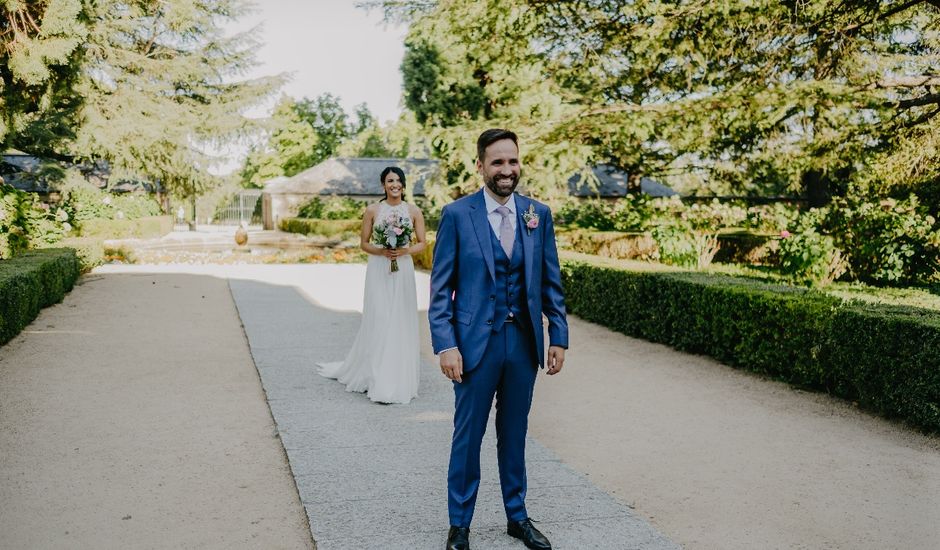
[486,319,493,325]
[489,295,495,300]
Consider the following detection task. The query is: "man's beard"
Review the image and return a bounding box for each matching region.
[484,172,520,197]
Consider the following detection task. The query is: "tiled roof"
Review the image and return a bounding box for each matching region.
[1,153,156,193]
[567,164,678,198]
[265,158,438,196]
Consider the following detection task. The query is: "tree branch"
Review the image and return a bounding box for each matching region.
[837,0,925,37]
[871,75,940,89]
[23,8,42,34]
[577,102,672,118]
[896,92,940,109]
[901,106,940,128]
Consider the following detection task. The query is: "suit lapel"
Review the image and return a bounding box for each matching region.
[469,189,496,282]
[516,195,535,290]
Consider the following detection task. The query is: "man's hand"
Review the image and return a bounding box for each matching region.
[440,348,464,383]
[546,346,566,375]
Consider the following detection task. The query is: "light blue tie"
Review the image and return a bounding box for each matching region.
[496,206,513,257]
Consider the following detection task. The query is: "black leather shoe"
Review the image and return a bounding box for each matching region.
[507,518,551,550]
[446,526,470,550]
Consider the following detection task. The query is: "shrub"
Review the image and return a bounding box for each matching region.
[681,199,749,232]
[650,222,699,268]
[58,237,110,272]
[558,195,798,236]
[0,248,80,345]
[561,258,940,431]
[112,192,162,219]
[1,183,68,258]
[59,174,162,226]
[823,195,940,285]
[297,196,367,220]
[78,216,173,239]
[778,229,848,286]
[279,217,361,239]
[745,202,801,233]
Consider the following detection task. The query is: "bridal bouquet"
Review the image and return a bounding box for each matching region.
[372,211,414,272]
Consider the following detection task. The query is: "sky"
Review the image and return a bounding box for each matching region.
[217,1,408,172]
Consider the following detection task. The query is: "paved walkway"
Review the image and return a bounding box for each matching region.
[0,268,313,550]
[3,262,939,550]
[229,275,677,550]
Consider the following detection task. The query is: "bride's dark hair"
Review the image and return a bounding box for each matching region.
[379,166,406,201]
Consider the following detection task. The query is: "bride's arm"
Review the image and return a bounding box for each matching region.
[403,204,427,256]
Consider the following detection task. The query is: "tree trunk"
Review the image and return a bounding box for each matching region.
[188,184,197,231]
[627,173,642,194]
[803,169,831,207]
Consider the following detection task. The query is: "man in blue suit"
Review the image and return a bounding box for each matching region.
[430,129,568,550]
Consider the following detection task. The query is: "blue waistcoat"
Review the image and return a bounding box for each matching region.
[489,220,529,333]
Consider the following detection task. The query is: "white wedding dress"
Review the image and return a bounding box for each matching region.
[317,201,420,404]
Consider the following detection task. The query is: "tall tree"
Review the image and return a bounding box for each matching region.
[380,0,593,203]
[69,0,281,220]
[240,95,320,188]
[293,93,353,164]
[240,94,390,187]
[0,0,86,157]
[376,0,940,205]
[529,0,940,202]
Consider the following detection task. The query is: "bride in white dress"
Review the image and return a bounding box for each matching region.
[317,166,427,404]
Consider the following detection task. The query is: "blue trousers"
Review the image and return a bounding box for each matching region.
[447,320,538,527]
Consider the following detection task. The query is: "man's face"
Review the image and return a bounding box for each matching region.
[477,138,521,198]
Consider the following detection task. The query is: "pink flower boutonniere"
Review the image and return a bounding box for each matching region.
[522,204,539,234]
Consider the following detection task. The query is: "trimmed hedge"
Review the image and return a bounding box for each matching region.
[279,217,361,239]
[561,258,940,432]
[0,248,81,345]
[78,215,173,239]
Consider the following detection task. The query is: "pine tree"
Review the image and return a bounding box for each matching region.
[0,0,86,156]
[70,0,282,218]
[376,0,940,206]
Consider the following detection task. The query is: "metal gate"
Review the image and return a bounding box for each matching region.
[215,189,262,226]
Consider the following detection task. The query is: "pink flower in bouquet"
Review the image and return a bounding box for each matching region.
[393,226,403,236]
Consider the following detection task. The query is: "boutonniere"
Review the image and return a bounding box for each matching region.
[522,204,539,234]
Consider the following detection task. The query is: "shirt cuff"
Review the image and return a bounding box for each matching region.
[438,346,459,355]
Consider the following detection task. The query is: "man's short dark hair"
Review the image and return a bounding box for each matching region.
[477,128,518,161]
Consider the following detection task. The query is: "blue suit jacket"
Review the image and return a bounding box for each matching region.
[429,189,568,373]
